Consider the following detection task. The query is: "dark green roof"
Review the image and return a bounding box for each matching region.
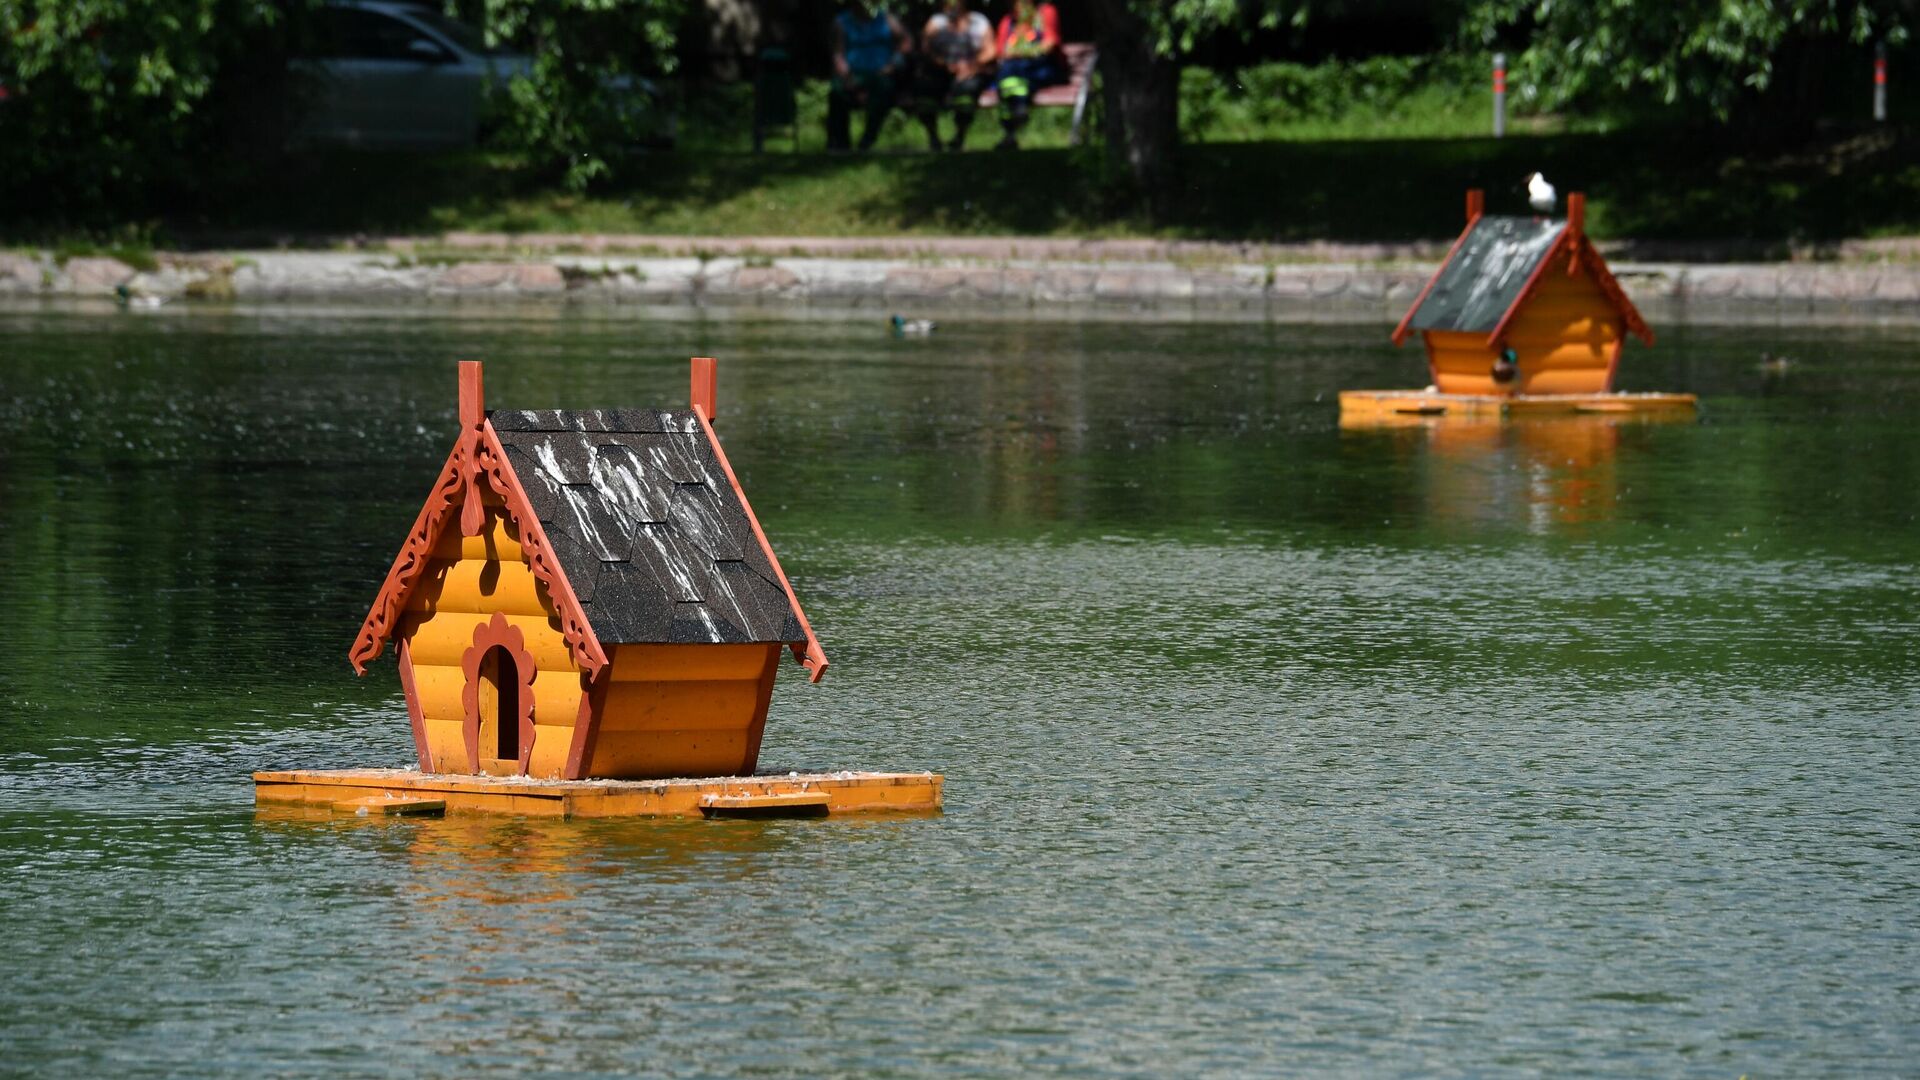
[489,408,804,646]
[1406,216,1565,334]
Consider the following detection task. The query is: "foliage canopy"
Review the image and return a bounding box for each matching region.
[451,0,685,190]
[0,0,299,212]
[2,0,1915,224]
[1144,0,1911,116]
[1464,0,1911,117]
[0,0,685,215]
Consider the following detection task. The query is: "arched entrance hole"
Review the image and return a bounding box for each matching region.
[479,645,521,764]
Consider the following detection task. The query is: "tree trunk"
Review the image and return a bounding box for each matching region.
[1085,0,1180,213]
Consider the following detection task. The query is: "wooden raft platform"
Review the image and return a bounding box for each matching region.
[1340,389,1697,421]
[254,768,942,819]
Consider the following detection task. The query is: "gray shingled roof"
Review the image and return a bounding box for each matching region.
[1407,216,1566,334]
[489,408,805,646]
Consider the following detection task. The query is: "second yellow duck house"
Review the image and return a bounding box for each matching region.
[346,358,828,782]
[1391,188,1654,397]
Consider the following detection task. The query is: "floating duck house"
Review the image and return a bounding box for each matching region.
[1341,190,1691,421]
[254,359,941,819]
[1394,189,1652,395]
[341,357,821,776]
[346,358,827,782]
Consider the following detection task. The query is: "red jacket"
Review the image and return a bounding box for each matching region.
[996,4,1061,60]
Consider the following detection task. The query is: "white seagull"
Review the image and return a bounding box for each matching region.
[1526,172,1556,214]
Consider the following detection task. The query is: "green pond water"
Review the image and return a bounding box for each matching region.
[1,302,1916,1077]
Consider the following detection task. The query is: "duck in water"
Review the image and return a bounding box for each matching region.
[115,283,167,310]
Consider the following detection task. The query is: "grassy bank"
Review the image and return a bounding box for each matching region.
[103,124,1915,254]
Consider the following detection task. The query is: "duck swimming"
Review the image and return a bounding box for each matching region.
[114,283,167,311]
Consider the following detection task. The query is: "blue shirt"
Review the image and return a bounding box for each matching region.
[837,9,896,75]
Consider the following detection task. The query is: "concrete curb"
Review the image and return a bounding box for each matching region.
[6,247,1920,320]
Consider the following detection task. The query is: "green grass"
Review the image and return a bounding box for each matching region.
[1175,55,1594,143]
[159,124,1920,253]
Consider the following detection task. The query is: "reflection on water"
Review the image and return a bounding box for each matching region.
[254,811,822,945]
[1,305,1918,1077]
[1341,413,1692,532]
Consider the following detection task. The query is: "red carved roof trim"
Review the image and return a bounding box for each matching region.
[1574,236,1654,346]
[1485,232,1653,350]
[475,420,609,677]
[349,438,471,675]
[348,421,609,680]
[694,405,829,683]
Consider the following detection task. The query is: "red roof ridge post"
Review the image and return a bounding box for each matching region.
[1561,192,1655,346]
[690,356,717,420]
[689,357,830,683]
[459,360,484,429]
[1466,188,1485,224]
[1565,192,1586,276]
[457,361,486,537]
[1486,190,1654,350]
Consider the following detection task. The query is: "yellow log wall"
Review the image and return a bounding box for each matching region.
[1426,331,1501,395]
[586,643,781,780]
[1503,259,1621,395]
[1423,258,1625,396]
[398,506,584,779]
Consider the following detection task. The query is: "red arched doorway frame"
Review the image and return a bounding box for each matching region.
[459,612,538,775]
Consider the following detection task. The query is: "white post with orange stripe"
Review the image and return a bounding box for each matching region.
[1493,53,1507,138]
[1875,43,1888,123]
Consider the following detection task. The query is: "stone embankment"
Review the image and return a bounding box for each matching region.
[4,236,1919,319]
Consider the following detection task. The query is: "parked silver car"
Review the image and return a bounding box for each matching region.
[292,1,531,148]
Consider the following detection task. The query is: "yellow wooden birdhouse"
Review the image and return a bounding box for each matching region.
[346,358,827,782]
[1391,188,1654,396]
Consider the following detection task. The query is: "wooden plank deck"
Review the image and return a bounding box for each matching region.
[699,791,832,819]
[254,768,942,819]
[1340,389,1698,423]
[332,794,448,816]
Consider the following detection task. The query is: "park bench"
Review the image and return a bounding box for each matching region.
[975,42,1099,146]
[751,42,1100,151]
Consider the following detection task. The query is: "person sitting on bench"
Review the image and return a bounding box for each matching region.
[991,0,1065,149]
[910,0,997,152]
[828,2,911,152]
